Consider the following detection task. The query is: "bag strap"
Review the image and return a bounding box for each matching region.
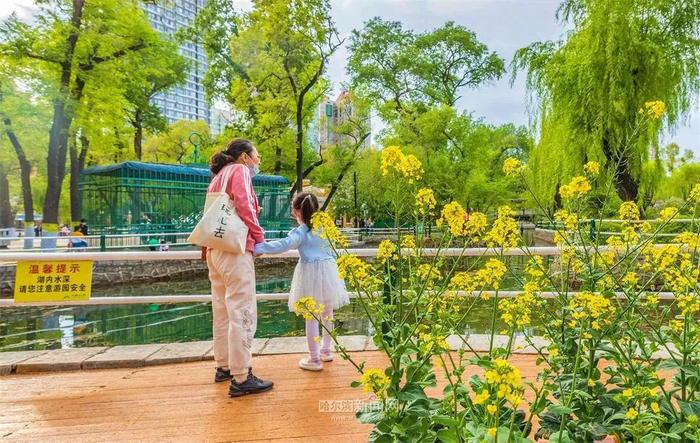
[216,164,236,194]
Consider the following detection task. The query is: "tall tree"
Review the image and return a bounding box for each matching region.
[122,40,188,160]
[312,93,372,210]
[0,162,12,228]
[0,0,164,227]
[142,120,211,164]
[177,0,240,104]
[513,0,700,201]
[231,0,343,194]
[0,73,51,227]
[348,18,504,119]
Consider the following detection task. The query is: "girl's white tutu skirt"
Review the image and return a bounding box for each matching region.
[288,259,350,312]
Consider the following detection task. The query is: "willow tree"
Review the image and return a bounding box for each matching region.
[513,0,700,203]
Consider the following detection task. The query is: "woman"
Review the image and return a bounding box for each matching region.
[206,138,273,397]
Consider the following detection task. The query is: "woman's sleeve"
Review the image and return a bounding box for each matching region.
[254,229,303,255]
[227,165,265,243]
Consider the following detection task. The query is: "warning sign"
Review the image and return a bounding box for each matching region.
[14,261,93,303]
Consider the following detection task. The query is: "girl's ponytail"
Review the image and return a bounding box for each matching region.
[292,192,319,231]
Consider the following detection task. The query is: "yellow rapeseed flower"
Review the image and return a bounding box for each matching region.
[487,428,497,437]
[643,100,666,119]
[659,207,678,221]
[486,404,498,415]
[583,161,601,176]
[559,176,591,199]
[554,209,579,230]
[485,206,519,248]
[376,240,398,264]
[415,188,437,216]
[618,201,640,221]
[689,184,700,204]
[360,368,390,394]
[311,212,349,247]
[473,389,490,405]
[380,146,423,181]
[292,296,323,320]
[440,201,468,237]
[337,254,381,290]
[651,402,660,414]
[503,157,525,176]
[626,408,639,421]
[465,211,488,237]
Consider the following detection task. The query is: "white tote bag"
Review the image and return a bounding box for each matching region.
[187,165,249,254]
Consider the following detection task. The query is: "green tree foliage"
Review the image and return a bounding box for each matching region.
[513,0,700,203]
[228,0,342,193]
[177,0,240,105]
[0,0,169,225]
[659,162,700,201]
[142,120,211,164]
[0,73,51,225]
[310,93,372,210]
[345,18,522,215]
[348,18,504,119]
[121,40,188,160]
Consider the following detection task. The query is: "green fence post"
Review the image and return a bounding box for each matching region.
[100,233,106,252]
[589,219,596,242]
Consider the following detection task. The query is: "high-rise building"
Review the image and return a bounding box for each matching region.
[142,0,210,125]
[318,90,371,149]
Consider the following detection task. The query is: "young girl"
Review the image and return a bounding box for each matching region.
[254,193,349,371]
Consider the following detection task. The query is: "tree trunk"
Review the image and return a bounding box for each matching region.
[133,110,143,160]
[70,135,88,222]
[0,164,12,228]
[43,0,85,226]
[274,146,282,175]
[602,135,639,201]
[295,100,304,194]
[288,158,324,199]
[2,115,33,222]
[321,161,353,211]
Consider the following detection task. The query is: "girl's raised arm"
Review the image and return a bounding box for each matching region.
[254,228,303,256]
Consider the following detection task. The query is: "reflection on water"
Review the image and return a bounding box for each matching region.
[0,254,547,352]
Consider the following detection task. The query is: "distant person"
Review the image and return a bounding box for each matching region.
[59,224,71,236]
[206,138,273,397]
[78,219,88,236]
[68,226,88,250]
[254,193,349,372]
[141,214,151,224]
[158,238,170,252]
[148,237,158,251]
[34,222,42,237]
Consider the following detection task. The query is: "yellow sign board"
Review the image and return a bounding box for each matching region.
[14,261,93,303]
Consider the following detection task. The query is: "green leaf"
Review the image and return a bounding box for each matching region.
[436,428,458,443]
[548,430,572,443]
[547,404,573,416]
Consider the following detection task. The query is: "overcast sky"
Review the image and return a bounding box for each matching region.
[2,0,698,153]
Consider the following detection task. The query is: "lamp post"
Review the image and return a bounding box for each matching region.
[189,132,203,164]
[353,171,358,229]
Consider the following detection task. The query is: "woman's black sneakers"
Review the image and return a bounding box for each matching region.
[229,368,274,397]
[215,367,232,383]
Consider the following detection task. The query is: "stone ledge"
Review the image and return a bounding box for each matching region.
[83,344,164,369]
[0,334,553,375]
[16,347,108,373]
[0,350,49,375]
[146,341,213,366]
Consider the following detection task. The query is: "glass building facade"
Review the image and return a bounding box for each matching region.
[142,0,210,125]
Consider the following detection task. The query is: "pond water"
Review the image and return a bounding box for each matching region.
[0,254,544,351]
